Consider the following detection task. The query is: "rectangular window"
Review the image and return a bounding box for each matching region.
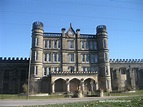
[105,66,108,75]
[35,38,38,46]
[44,40,47,48]
[53,67,57,72]
[93,41,97,50]
[47,67,51,75]
[58,53,61,62]
[69,40,74,49]
[54,41,57,48]
[90,54,94,63]
[91,67,95,72]
[53,53,57,62]
[69,66,74,72]
[69,54,74,62]
[48,53,52,62]
[35,66,38,75]
[103,39,106,48]
[35,51,38,61]
[48,40,52,48]
[87,67,90,71]
[86,41,89,49]
[81,41,84,49]
[81,54,85,62]
[104,53,108,62]
[43,67,47,76]
[90,41,93,50]
[86,54,89,62]
[95,54,98,63]
[44,54,47,61]
[58,40,61,48]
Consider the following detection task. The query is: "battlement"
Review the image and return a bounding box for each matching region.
[0,57,29,63]
[109,59,143,63]
[96,25,107,33]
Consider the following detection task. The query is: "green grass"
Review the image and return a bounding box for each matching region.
[23,96,143,107]
[0,90,143,100]
[0,94,65,100]
[105,89,143,96]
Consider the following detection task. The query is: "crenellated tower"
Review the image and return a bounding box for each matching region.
[31,21,44,79]
[96,25,112,91]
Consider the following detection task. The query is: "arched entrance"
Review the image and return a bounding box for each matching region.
[70,78,80,92]
[55,78,66,92]
[84,78,96,93]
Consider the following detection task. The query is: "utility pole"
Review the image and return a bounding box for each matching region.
[27,51,31,100]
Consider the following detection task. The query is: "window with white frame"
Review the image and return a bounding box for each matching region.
[35,66,38,75]
[58,40,61,48]
[48,53,52,62]
[86,54,89,62]
[53,53,57,62]
[58,53,61,62]
[69,40,74,49]
[85,41,89,49]
[53,40,57,48]
[82,67,90,72]
[43,53,47,62]
[89,41,93,50]
[69,53,74,62]
[35,51,38,61]
[53,67,57,72]
[93,41,97,50]
[48,40,52,48]
[43,67,47,76]
[44,40,47,48]
[81,41,84,49]
[47,67,51,74]
[81,54,85,62]
[69,66,74,72]
[35,37,38,46]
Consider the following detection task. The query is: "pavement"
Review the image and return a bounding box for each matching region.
[0,96,130,106]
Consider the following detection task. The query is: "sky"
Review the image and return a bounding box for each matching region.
[0,0,143,59]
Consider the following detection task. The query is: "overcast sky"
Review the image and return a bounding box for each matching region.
[0,0,143,59]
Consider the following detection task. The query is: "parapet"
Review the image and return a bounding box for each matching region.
[109,59,143,63]
[32,21,43,29]
[0,57,29,63]
[96,25,106,33]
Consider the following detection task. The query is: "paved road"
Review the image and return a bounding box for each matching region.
[0,96,129,106]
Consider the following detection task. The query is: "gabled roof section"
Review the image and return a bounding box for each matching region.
[66,23,76,34]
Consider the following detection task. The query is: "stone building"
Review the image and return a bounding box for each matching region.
[0,22,143,94]
[110,59,143,91]
[30,21,111,94]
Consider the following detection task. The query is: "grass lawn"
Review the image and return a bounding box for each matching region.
[23,96,143,107]
[0,94,65,100]
[0,90,143,99]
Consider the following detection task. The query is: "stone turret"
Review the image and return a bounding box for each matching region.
[31,21,44,79]
[96,25,112,92]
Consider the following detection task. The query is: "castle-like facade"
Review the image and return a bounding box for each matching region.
[0,22,143,94]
